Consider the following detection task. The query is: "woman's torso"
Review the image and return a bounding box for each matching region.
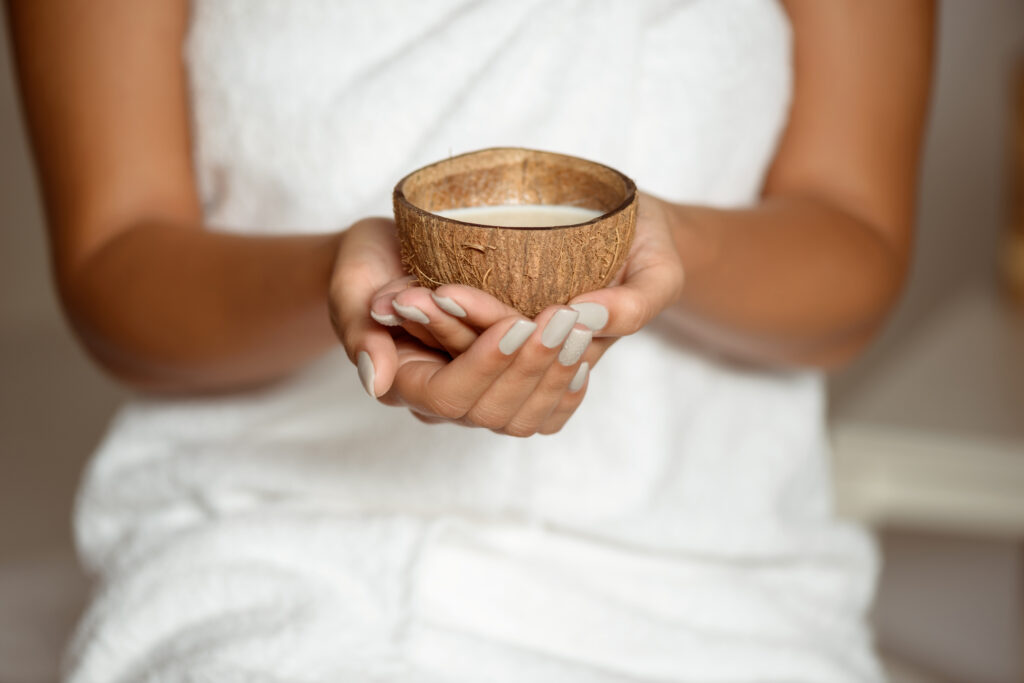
[74,2,881,678]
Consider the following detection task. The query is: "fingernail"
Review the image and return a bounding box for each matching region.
[392,302,430,324]
[558,327,592,366]
[498,319,537,355]
[370,309,403,326]
[569,362,589,392]
[357,351,376,398]
[570,302,609,331]
[431,292,467,318]
[541,309,579,348]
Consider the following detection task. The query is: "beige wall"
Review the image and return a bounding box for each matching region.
[1,22,56,329]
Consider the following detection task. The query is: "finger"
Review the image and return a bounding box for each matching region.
[568,200,684,337]
[384,314,538,419]
[369,276,418,327]
[392,286,479,356]
[567,260,682,338]
[375,339,449,408]
[463,307,584,435]
[497,324,592,437]
[538,363,590,435]
[331,218,406,397]
[537,333,622,434]
[372,283,450,354]
[343,326,400,399]
[586,337,618,367]
[409,410,449,426]
[430,284,523,331]
[394,318,448,354]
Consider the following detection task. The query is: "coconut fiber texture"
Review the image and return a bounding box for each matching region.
[393,148,637,317]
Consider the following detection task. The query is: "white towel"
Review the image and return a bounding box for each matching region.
[66,1,884,680]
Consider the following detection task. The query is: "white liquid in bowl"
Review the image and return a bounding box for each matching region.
[436,204,603,228]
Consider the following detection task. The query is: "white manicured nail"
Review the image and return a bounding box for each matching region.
[541,309,579,348]
[558,327,592,366]
[570,302,609,331]
[499,320,537,355]
[357,351,376,398]
[569,362,589,392]
[370,309,403,326]
[392,302,430,324]
[431,292,467,318]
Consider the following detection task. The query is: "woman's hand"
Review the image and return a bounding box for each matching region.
[361,192,685,435]
[380,305,593,436]
[565,192,685,343]
[329,216,588,437]
[375,192,684,355]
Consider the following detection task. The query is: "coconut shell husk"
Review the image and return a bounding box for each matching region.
[393,147,637,317]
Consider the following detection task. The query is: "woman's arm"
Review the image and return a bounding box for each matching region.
[7,0,585,438]
[659,0,935,368]
[545,0,935,370]
[6,0,372,393]
[328,0,935,436]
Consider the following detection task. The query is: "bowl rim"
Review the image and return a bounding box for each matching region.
[393,147,638,232]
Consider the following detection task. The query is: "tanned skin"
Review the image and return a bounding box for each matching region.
[7,1,933,436]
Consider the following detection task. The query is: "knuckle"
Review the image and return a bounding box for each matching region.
[621,294,651,333]
[345,253,378,282]
[502,420,537,438]
[426,393,467,420]
[465,403,509,431]
[508,357,549,383]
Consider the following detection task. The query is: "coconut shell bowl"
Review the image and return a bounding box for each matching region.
[392,147,638,318]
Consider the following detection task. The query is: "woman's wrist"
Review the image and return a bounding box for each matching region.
[654,195,905,369]
[65,223,349,393]
[663,201,721,295]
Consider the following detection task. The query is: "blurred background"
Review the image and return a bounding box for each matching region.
[1,2,1022,682]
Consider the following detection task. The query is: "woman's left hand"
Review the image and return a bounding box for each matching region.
[369,191,685,431]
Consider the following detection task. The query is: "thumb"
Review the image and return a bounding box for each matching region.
[568,258,684,338]
[569,195,684,337]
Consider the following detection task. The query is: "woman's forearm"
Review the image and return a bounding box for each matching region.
[663,195,906,368]
[8,1,348,393]
[62,222,343,393]
[661,0,934,370]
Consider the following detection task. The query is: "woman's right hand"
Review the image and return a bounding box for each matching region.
[331,226,593,437]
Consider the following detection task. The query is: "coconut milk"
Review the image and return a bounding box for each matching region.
[436,204,603,228]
